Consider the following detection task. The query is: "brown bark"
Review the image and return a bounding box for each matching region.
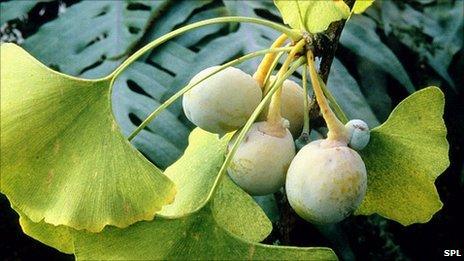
[308,0,356,123]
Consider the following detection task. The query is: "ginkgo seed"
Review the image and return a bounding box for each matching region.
[227,121,295,196]
[183,66,262,135]
[286,139,367,224]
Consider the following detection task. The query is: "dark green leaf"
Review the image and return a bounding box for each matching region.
[112,61,191,169]
[0,0,39,25]
[380,1,463,88]
[22,0,170,77]
[356,59,392,122]
[327,59,379,127]
[340,15,415,93]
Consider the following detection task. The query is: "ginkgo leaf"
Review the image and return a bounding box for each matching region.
[17,209,74,254]
[353,0,375,14]
[274,0,350,33]
[159,129,229,217]
[73,183,336,260]
[14,129,273,253]
[356,87,449,225]
[0,43,176,232]
[71,130,337,260]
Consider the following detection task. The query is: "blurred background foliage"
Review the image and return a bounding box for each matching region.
[1,0,462,260]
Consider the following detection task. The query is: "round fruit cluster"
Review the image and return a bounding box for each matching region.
[182,45,370,225]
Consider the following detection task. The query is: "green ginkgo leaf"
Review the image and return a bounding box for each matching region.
[357,87,449,225]
[17,210,74,254]
[73,183,336,260]
[14,129,273,253]
[274,0,350,33]
[71,130,336,260]
[353,0,375,14]
[0,43,176,232]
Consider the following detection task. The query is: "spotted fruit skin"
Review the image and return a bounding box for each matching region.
[227,122,295,196]
[260,76,305,137]
[345,119,370,151]
[182,66,262,135]
[286,139,367,224]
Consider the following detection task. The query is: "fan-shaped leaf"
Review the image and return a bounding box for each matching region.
[353,0,375,14]
[357,87,449,225]
[0,43,175,232]
[14,129,273,253]
[159,128,272,242]
[274,0,350,33]
[17,210,74,254]
[74,187,336,260]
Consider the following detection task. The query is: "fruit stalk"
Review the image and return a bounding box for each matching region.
[253,34,288,87]
[266,39,306,135]
[318,76,349,124]
[306,50,348,143]
[262,48,287,95]
[301,64,310,135]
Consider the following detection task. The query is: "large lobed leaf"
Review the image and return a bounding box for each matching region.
[112,61,191,169]
[357,87,449,225]
[0,43,175,232]
[22,0,170,77]
[380,0,463,89]
[340,15,415,93]
[327,59,379,128]
[274,0,350,33]
[0,0,39,25]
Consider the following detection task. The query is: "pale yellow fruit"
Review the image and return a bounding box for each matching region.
[227,121,295,196]
[183,66,262,135]
[286,139,367,224]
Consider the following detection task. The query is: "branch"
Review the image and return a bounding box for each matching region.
[309,0,356,120]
